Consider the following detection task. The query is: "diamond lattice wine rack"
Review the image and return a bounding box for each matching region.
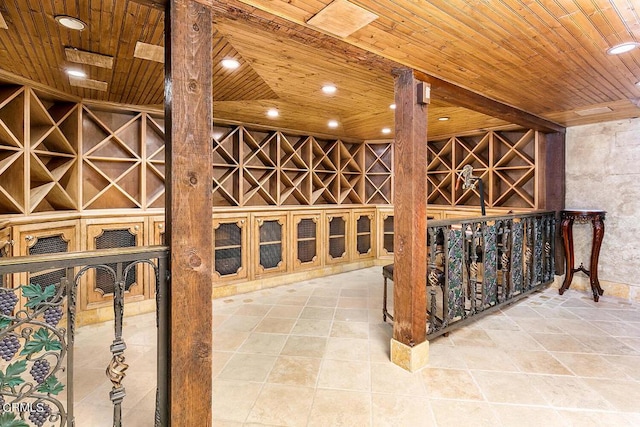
[81,106,165,210]
[0,81,549,219]
[427,130,537,209]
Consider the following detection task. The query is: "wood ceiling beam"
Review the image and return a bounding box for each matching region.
[414,71,566,134]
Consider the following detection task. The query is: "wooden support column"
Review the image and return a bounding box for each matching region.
[390,68,429,371]
[537,131,566,274]
[165,0,213,424]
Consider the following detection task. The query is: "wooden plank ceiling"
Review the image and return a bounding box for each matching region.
[0,0,639,140]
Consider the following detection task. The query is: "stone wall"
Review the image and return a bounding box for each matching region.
[565,118,640,300]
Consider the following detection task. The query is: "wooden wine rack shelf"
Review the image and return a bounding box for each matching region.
[427,130,538,209]
[213,125,391,207]
[0,81,546,221]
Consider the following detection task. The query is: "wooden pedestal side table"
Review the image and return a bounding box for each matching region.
[559,209,606,302]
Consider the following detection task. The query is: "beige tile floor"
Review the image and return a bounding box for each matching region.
[73,267,640,426]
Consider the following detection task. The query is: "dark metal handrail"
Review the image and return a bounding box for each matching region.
[426,211,556,339]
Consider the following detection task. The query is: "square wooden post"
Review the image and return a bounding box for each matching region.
[536,131,566,274]
[390,68,429,371]
[165,0,213,424]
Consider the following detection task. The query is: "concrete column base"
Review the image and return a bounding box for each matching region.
[390,338,429,372]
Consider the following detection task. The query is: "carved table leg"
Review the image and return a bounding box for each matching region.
[590,216,605,301]
[559,217,574,295]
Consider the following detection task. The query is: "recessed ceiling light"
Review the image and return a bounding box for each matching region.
[438,117,450,121]
[606,42,640,55]
[55,15,86,31]
[328,120,339,128]
[381,127,391,134]
[389,103,396,110]
[322,85,337,94]
[66,69,86,78]
[636,81,640,87]
[267,108,279,118]
[221,58,240,70]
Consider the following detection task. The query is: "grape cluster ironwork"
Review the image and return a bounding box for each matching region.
[0,282,67,426]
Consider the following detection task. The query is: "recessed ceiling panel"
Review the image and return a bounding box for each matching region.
[65,48,114,69]
[307,0,378,38]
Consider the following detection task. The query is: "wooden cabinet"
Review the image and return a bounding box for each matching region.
[292,212,321,270]
[353,210,375,259]
[213,214,248,282]
[13,220,78,310]
[326,211,350,264]
[253,214,287,276]
[82,218,146,308]
[379,210,394,257]
[150,216,165,246]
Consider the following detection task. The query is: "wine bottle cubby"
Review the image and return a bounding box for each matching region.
[428,130,537,209]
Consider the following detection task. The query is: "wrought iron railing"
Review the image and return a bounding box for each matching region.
[425,211,556,338]
[0,246,169,427]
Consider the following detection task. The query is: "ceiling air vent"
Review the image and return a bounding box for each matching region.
[134,42,164,63]
[574,106,613,116]
[307,0,378,38]
[69,76,108,91]
[65,48,113,69]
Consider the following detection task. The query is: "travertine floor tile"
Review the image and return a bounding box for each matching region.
[265,304,303,319]
[430,400,500,427]
[330,320,370,339]
[308,389,371,427]
[324,337,369,361]
[421,367,483,400]
[530,332,591,352]
[246,384,315,426]
[291,318,332,336]
[448,328,497,347]
[73,268,640,426]
[267,355,321,387]
[217,353,277,382]
[471,370,548,405]
[253,317,296,334]
[371,362,426,396]
[334,308,369,322]
[281,335,327,358]
[456,346,519,372]
[582,378,640,412]
[529,375,614,410]
[237,332,288,355]
[551,352,627,378]
[212,380,263,422]
[492,404,567,427]
[371,394,435,427]
[506,350,573,375]
[300,306,336,320]
[318,359,371,391]
[557,410,639,427]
